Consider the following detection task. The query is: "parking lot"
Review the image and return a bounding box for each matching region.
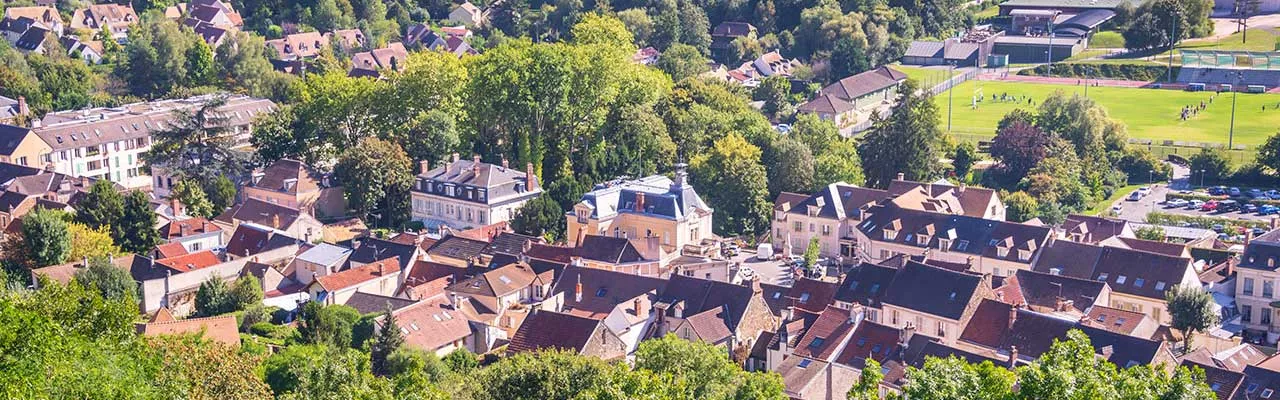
[1111,183,1279,223]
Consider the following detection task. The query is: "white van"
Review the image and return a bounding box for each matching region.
[756,244,774,261]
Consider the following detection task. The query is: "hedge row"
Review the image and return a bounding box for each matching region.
[1018,63,1178,82]
[1145,211,1270,231]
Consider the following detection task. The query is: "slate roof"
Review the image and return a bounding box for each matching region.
[1240,229,1280,271]
[886,180,1001,219]
[1239,365,1280,400]
[787,278,839,314]
[997,269,1107,313]
[508,310,605,355]
[0,124,31,155]
[1033,240,1193,301]
[214,198,304,230]
[904,41,945,58]
[425,235,488,261]
[551,265,665,319]
[796,94,855,114]
[1061,214,1130,243]
[576,235,646,264]
[483,232,539,256]
[35,95,273,151]
[1182,359,1244,400]
[998,0,1137,10]
[350,237,418,272]
[448,262,538,297]
[834,262,897,306]
[776,184,888,221]
[657,274,756,332]
[820,66,907,101]
[858,205,1050,262]
[296,243,352,267]
[882,261,986,320]
[344,291,418,314]
[14,25,48,51]
[1106,236,1188,257]
[224,223,297,258]
[413,158,540,204]
[960,300,1167,367]
[712,21,755,37]
[577,173,710,221]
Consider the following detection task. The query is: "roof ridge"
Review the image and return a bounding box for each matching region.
[143,314,236,325]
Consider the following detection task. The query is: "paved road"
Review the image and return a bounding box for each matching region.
[1110,162,1276,223]
[731,251,796,287]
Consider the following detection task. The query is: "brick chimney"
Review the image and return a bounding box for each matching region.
[180,223,191,237]
[272,213,281,229]
[17,96,28,116]
[169,197,182,217]
[525,162,536,190]
[419,160,429,174]
[377,262,385,275]
[1008,345,1019,368]
[896,172,905,181]
[1226,256,1235,277]
[1008,303,1018,327]
[635,192,645,212]
[633,297,642,316]
[451,152,460,163]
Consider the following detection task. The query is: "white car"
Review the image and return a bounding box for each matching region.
[1138,186,1151,195]
[1166,199,1188,208]
[1110,204,1123,213]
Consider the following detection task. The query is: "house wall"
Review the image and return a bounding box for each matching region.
[568,209,714,254]
[771,210,845,258]
[282,215,324,243]
[44,119,258,189]
[0,133,51,167]
[1236,268,1280,333]
[243,186,312,210]
[412,191,533,230]
[292,258,336,285]
[883,304,964,344]
[140,244,299,312]
[170,231,222,253]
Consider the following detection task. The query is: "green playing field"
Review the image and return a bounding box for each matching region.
[934,80,1280,147]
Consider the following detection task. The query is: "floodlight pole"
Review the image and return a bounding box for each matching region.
[1047,20,1054,67]
[1168,12,1180,82]
[1230,71,1241,149]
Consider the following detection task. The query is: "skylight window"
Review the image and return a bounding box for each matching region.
[869,284,880,294]
[1133,278,1144,288]
[799,293,811,303]
[871,344,882,353]
[596,287,608,297]
[1098,273,1109,281]
[809,337,825,348]
[956,240,969,251]
[1115,318,1125,326]
[1155,281,1167,291]
[1265,388,1275,399]
[773,292,781,299]
[798,359,812,369]
[498,275,512,284]
[1115,275,1127,285]
[1249,383,1260,393]
[857,338,867,347]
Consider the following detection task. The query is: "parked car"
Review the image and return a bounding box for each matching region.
[1244,204,1259,213]
[1254,228,1268,236]
[1187,200,1205,209]
[1138,186,1152,195]
[1127,191,1143,201]
[1262,205,1280,215]
[1249,188,1265,198]
[1166,199,1188,208]
[1201,201,1220,212]
[1111,204,1123,213]
[1267,189,1280,199]
[774,124,792,134]
[1212,224,1225,232]
[1230,187,1242,196]
[1218,200,1240,212]
[1208,186,1227,195]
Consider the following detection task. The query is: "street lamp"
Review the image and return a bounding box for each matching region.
[1047,18,1055,67]
[1149,169,1155,184]
[1229,70,1243,149]
[1168,11,1181,82]
[1199,169,1206,187]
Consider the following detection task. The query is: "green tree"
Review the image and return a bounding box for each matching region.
[677,0,711,53]
[1166,284,1220,352]
[813,139,865,188]
[846,358,882,400]
[953,142,978,179]
[1189,148,1231,184]
[194,277,233,317]
[690,133,772,237]
[263,344,390,399]
[170,179,215,218]
[334,137,414,228]
[754,75,791,120]
[790,114,840,154]
[119,16,203,97]
[443,348,479,373]
[634,334,785,399]
[215,31,292,98]
[371,306,406,376]
[989,121,1052,187]
[117,191,161,254]
[902,356,1015,400]
[859,79,948,188]
[144,96,247,185]
[67,223,122,262]
[656,43,709,82]
[184,38,215,87]
[803,237,820,269]
[570,13,634,48]
[510,195,566,241]
[73,179,124,231]
[1257,131,1280,173]
[616,8,654,46]
[298,302,362,348]
[22,207,71,268]
[231,274,263,309]
[829,36,870,80]
[1135,226,1167,241]
[1004,191,1040,222]
[764,137,814,197]
[73,256,137,303]
[203,175,238,213]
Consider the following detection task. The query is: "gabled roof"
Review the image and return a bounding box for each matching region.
[350,237,418,272]
[796,94,855,114]
[249,159,326,195]
[448,262,538,298]
[414,158,539,203]
[1035,242,1194,301]
[997,269,1107,314]
[508,310,613,357]
[136,315,239,346]
[775,183,888,220]
[155,250,221,273]
[657,274,755,332]
[886,179,1000,219]
[820,66,907,101]
[882,261,986,321]
[159,217,220,239]
[484,232,539,256]
[343,291,418,314]
[787,278,839,313]
[858,205,1050,262]
[1082,305,1154,337]
[0,124,32,156]
[225,223,296,258]
[834,262,897,306]
[576,235,646,264]
[1182,358,1244,400]
[296,243,352,267]
[683,307,734,343]
[391,294,471,351]
[314,256,399,292]
[960,300,1166,367]
[904,41,945,58]
[791,305,856,361]
[711,21,755,37]
[1239,365,1280,400]
[551,265,665,319]
[577,172,710,221]
[834,320,903,366]
[426,235,488,261]
[1061,214,1130,243]
[214,198,303,230]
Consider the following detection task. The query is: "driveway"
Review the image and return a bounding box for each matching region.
[731,251,796,287]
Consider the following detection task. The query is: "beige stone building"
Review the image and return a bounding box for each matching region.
[568,165,713,257]
[1237,230,1280,342]
[1033,239,1200,324]
[411,155,542,231]
[850,205,1053,278]
[0,124,52,167]
[880,260,992,345]
[243,159,345,219]
[772,183,887,259]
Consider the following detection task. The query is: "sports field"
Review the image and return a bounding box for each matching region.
[934,80,1280,146]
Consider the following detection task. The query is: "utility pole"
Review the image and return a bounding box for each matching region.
[1047,19,1055,67]
[1168,11,1180,82]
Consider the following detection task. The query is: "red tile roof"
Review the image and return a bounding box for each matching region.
[453,221,510,242]
[791,305,856,361]
[155,250,221,273]
[392,295,471,352]
[787,278,839,314]
[314,256,400,291]
[159,217,220,239]
[136,315,240,347]
[154,242,189,259]
[835,320,902,365]
[508,310,608,356]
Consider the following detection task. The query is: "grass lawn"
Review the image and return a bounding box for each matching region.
[1090,31,1126,48]
[935,80,1280,146]
[892,64,959,88]
[1145,29,1280,62]
[1084,184,1143,215]
[1065,49,1111,62]
[973,4,1000,19]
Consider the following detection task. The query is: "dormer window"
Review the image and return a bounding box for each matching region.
[997,247,1009,258]
[883,229,897,241]
[917,235,930,246]
[938,239,951,251]
[1018,249,1031,261]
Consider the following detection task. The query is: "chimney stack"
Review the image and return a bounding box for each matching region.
[502,158,509,169]
[377,262,385,275]
[635,192,645,212]
[170,197,183,217]
[1227,256,1235,277]
[575,274,583,302]
[672,163,688,190]
[525,162,536,190]
[1008,304,1018,327]
[452,152,460,163]
[959,183,966,193]
[896,172,905,181]
[272,213,281,229]
[1248,229,1255,246]
[419,160,429,174]
[633,298,642,316]
[1272,217,1277,231]
[17,96,28,117]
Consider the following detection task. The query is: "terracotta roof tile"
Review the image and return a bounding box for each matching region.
[136,315,240,346]
[314,256,400,291]
[155,250,221,273]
